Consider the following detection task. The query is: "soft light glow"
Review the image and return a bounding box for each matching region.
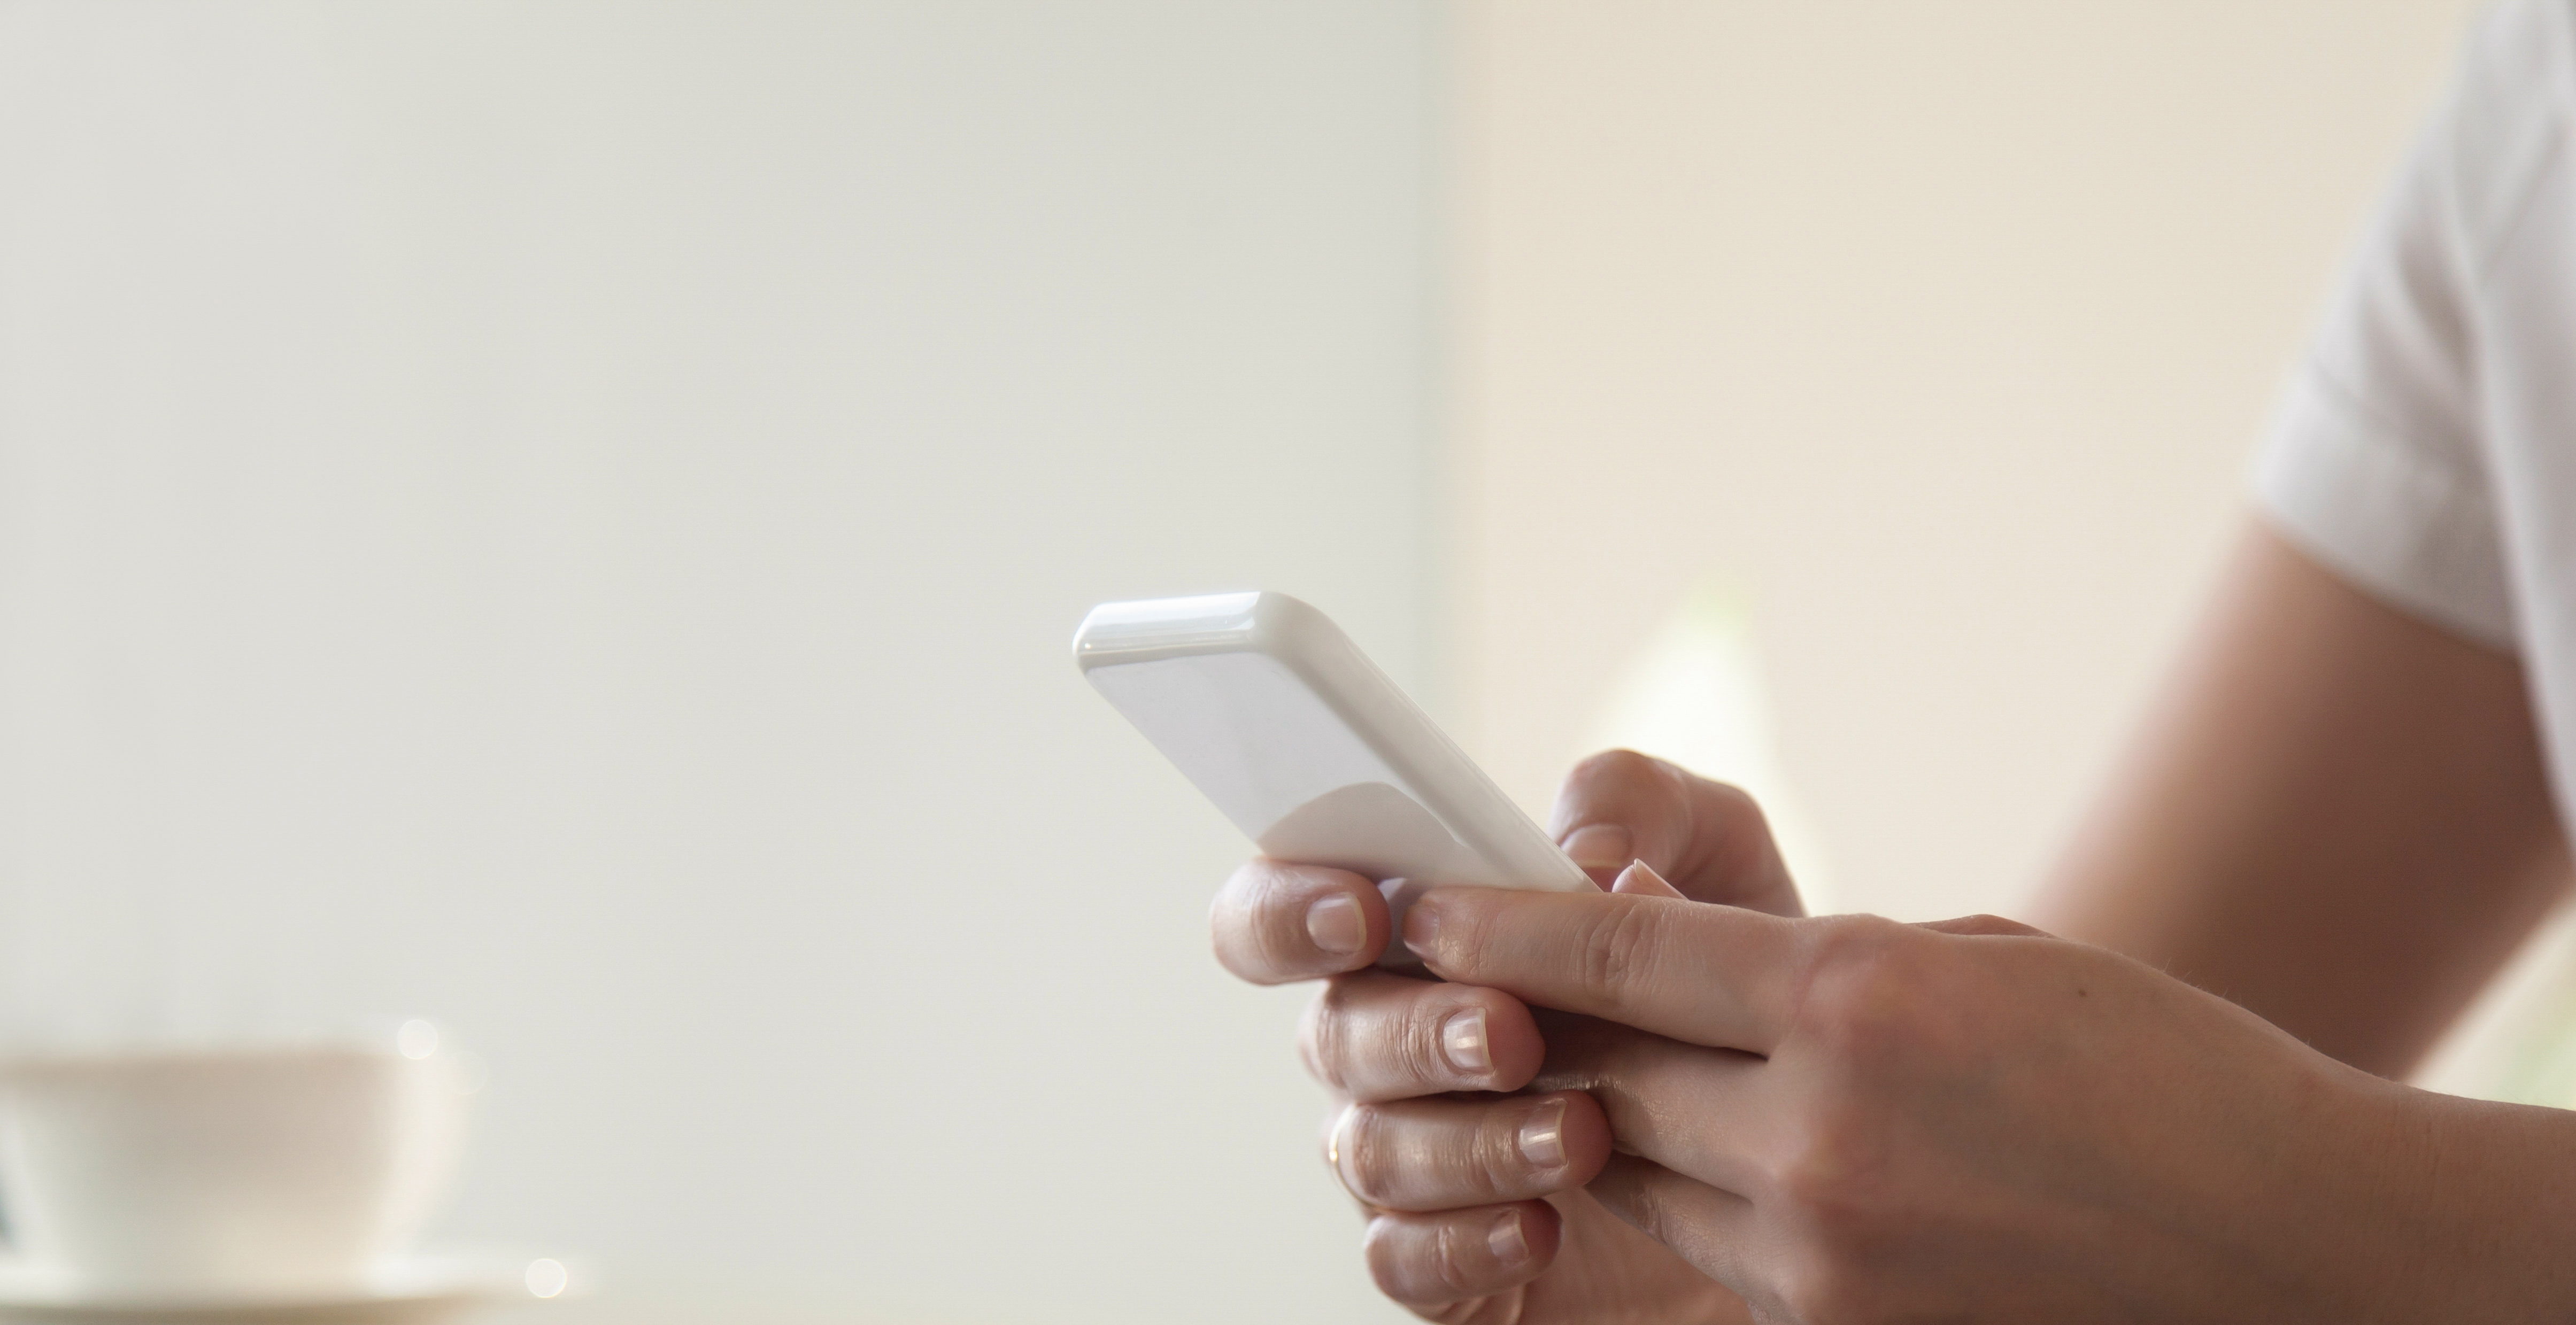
[525,1258,570,1299]
[396,1019,439,1060]
[1584,580,1838,912]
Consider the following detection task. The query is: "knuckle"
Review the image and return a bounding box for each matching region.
[1359,1218,1418,1300]
[1469,1111,1530,1199]
[1335,1106,1398,1206]
[1249,886,1308,976]
[1207,867,1258,975]
[1360,1216,1473,1307]
[1216,860,1267,906]
[1218,862,1375,985]
[1309,982,1484,1101]
[1398,999,1461,1089]
[1299,986,1349,1091]
[1574,901,1668,1012]
[1770,1110,1887,1233]
[1213,861,1302,982]
[1429,1219,1474,1297]
[1796,916,1930,1055]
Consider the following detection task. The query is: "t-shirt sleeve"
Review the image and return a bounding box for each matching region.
[2253,9,2522,652]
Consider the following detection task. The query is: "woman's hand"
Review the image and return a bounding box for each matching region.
[1213,744,2576,1321]
[1400,881,2576,1322]
[1209,751,1800,1323]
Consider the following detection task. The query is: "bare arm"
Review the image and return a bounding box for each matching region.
[2031,520,2571,1078]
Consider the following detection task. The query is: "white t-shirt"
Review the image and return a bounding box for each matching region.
[2258,0,2576,811]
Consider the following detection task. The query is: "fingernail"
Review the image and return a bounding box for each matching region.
[1401,896,1441,958]
[1306,893,1364,957]
[1487,1209,1527,1264]
[1518,1099,1567,1170]
[1560,823,1633,871]
[1440,1008,1491,1076]
[1611,859,1685,898]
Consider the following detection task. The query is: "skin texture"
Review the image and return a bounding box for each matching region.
[2032,526,2572,1076]
[1207,523,2576,1321]
[1214,754,1785,1322]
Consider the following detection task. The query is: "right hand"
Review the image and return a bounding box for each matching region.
[1209,750,1805,1323]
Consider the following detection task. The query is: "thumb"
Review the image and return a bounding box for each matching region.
[1547,749,1804,917]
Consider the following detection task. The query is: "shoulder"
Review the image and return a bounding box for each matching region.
[2440,0,2576,273]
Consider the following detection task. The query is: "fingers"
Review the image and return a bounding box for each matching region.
[1548,749,1802,916]
[1529,1010,1771,1194]
[1401,888,1805,1053]
[1361,1200,1561,1309]
[1548,749,1697,886]
[1211,859,1390,984]
[1328,1090,1609,1212]
[1299,971,1544,1102]
[1585,1153,1759,1296]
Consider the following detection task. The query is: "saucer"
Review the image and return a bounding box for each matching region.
[0,1252,578,1324]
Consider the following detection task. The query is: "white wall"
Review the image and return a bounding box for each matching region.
[0,3,1433,1321]
[1446,0,2487,923]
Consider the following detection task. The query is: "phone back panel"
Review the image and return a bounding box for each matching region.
[1076,591,1591,895]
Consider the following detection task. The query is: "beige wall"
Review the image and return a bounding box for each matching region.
[1448,0,2486,920]
[0,5,1436,1320]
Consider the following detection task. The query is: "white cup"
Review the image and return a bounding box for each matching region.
[0,1031,470,1298]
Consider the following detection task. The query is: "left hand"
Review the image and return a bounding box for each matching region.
[1391,877,2532,1323]
[1212,751,1800,1321]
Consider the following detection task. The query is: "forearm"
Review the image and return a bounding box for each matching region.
[2030,522,2570,1078]
[2359,1084,2576,1318]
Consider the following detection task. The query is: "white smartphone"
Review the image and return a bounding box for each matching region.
[1074,591,1593,960]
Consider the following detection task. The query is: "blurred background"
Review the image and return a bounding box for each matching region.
[0,1,2501,1321]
